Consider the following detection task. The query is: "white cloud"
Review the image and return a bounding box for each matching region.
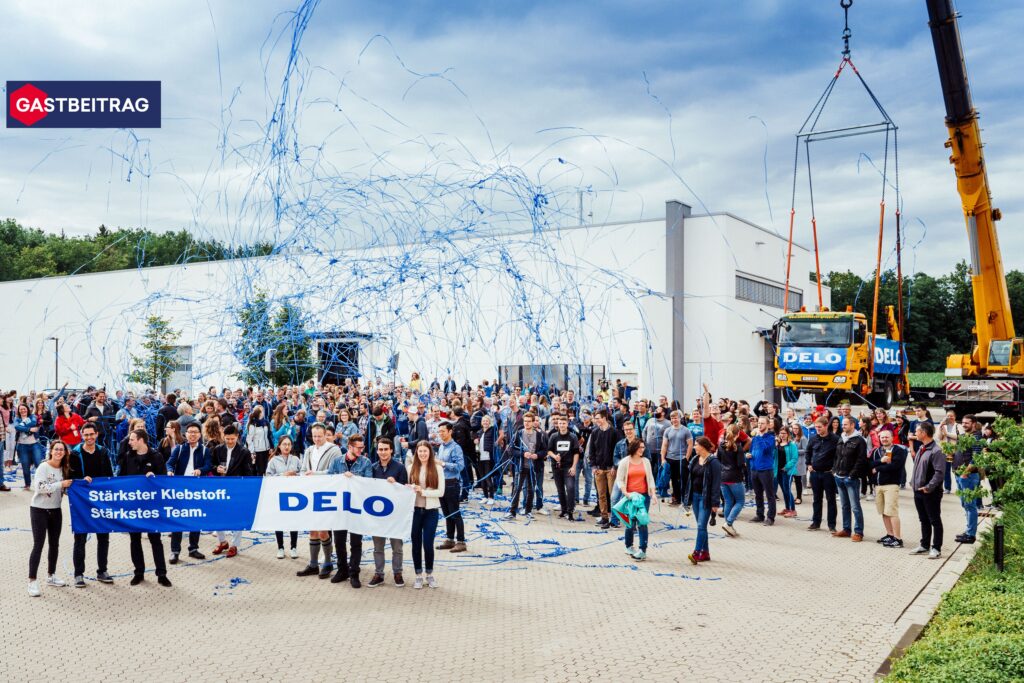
[1,0,1021,279]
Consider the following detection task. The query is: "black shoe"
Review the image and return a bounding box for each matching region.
[368,574,385,587]
[330,568,350,584]
[130,575,144,586]
[587,507,601,517]
[350,574,362,589]
[883,537,904,548]
[318,564,334,579]
[96,571,114,584]
[807,524,820,531]
[763,518,775,526]
[960,536,976,544]
[710,512,717,527]
[169,553,180,565]
[296,565,319,577]
[558,512,567,519]
[188,550,206,560]
[877,534,894,544]
[749,517,765,523]
[599,522,611,530]
[157,576,172,588]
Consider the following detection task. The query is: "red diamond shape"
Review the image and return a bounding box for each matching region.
[9,83,49,126]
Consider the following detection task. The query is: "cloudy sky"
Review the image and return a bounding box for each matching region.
[2,0,1021,279]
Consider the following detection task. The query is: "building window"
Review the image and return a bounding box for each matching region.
[735,274,802,310]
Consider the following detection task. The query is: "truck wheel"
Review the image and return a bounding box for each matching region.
[783,388,801,403]
[881,381,896,410]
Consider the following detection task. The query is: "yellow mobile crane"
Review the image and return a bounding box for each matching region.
[928,0,1024,416]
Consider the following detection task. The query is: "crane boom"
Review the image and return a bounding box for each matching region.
[926,0,1014,376]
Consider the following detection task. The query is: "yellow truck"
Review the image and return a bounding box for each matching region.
[773,306,908,408]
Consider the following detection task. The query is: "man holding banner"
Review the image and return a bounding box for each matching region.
[369,437,408,587]
[165,423,211,564]
[327,434,373,587]
[118,429,172,587]
[210,425,253,558]
[295,423,341,578]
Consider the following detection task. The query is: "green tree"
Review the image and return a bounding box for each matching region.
[271,300,314,386]
[0,218,274,282]
[125,315,181,390]
[233,291,275,385]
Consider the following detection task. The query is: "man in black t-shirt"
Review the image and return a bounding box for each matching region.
[547,415,581,520]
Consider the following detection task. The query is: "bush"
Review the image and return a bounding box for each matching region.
[886,504,1024,682]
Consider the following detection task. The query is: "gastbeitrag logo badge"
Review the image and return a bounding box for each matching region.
[9,83,49,126]
[6,81,161,128]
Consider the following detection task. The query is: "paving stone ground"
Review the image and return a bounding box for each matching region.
[0,472,976,682]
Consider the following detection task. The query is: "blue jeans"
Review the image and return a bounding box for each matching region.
[532,458,545,510]
[411,507,439,575]
[777,472,795,510]
[957,473,980,537]
[609,484,622,526]
[721,482,745,524]
[17,443,44,487]
[459,463,472,500]
[834,475,863,535]
[623,494,651,552]
[576,459,594,505]
[693,493,711,554]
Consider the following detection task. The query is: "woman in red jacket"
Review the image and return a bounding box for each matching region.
[53,403,84,448]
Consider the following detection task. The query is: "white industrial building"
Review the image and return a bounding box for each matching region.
[0,200,828,403]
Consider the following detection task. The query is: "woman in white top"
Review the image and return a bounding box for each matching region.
[406,441,445,589]
[28,439,73,597]
[265,435,300,559]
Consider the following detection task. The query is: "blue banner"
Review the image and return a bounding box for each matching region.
[68,476,262,534]
[873,338,906,375]
[777,347,847,372]
[67,474,416,537]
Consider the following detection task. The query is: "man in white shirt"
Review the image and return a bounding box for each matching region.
[296,423,341,578]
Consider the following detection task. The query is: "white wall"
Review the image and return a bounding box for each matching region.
[0,218,672,397]
[680,212,820,405]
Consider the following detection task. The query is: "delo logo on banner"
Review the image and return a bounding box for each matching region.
[778,347,848,372]
[6,81,161,128]
[872,338,906,375]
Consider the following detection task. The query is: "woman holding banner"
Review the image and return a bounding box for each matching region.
[265,435,300,559]
[407,441,445,589]
[28,439,73,597]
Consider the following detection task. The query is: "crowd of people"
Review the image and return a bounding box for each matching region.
[0,375,996,598]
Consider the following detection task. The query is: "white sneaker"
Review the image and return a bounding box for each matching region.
[289,548,299,559]
[413,576,424,590]
[538,508,551,516]
[27,580,40,597]
[46,575,66,587]
[426,575,438,589]
[909,546,929,555]
[276,548,285,559]
[928,548,941,559]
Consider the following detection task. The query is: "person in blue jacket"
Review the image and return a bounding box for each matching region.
[165,422,212,563]
[747,416,778,525]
